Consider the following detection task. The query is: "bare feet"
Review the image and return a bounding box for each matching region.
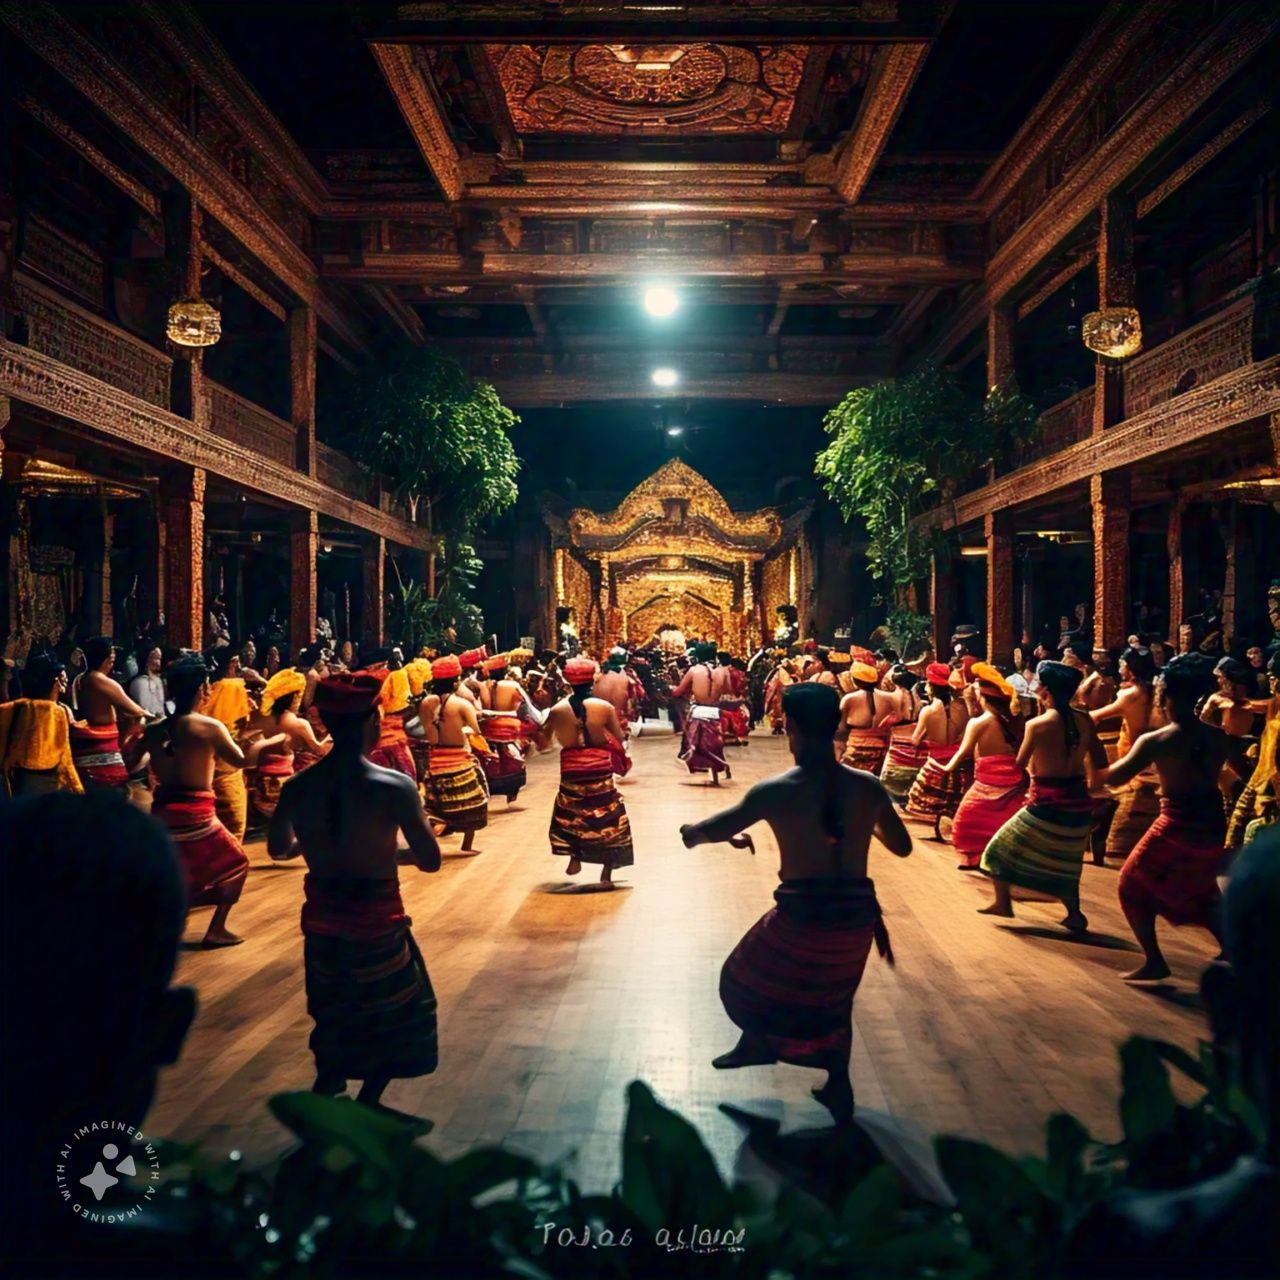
[811,1074,855,1126]
[712,1036,777,1069]
[977,903,1014,918]
[201,927,244,947]
[1122,959,1171,982]
[566,857,582,875]
[1062,910,1089,933]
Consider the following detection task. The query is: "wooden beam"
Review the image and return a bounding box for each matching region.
[369,42,464,202]
[369,285,428,345]
[289,305,317,478]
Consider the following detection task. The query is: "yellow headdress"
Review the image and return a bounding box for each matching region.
[850,662,879,685]
[260,668,306,709]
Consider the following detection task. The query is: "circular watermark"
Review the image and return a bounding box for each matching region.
[55,1122,161,1224]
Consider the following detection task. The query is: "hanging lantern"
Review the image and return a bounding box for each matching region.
[1081,306,1142,359]
[166,297,222,347]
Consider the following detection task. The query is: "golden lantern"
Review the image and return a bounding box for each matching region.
[1081,306,1142,359]
[166,297,222,347]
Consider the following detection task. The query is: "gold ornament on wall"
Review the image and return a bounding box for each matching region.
[1081,307,1142,359]
[166,297,222,347]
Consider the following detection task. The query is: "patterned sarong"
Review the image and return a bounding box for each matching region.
[69,721,128,792]
[1105,779,1161,858]
[952,754,1028,868]
[719,699,749,746]
[719,877,891,1067]
[549,746,634,866]
[881,730,927,801]
[680,710,729,775]
[212,762,248,841]
[369,715,416,780]
[407,735,431,784]
[250,753,295,822]
[1118,796,1224,928]
[906,742,972,824]
[842,726,891,777]
[151,786,249,908]
[425,745,489,831]
[481,715,527,800]
[980,775,1095,898]
[302,875,438,1082]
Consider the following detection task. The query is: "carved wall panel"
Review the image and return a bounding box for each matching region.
[761,550,793,634]
[487,43,807,135]
[207,381,296,468]
[18,213,105,311]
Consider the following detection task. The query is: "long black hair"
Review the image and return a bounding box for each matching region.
[783,684,845,854]
[1036,660,1083,751]
[566,677,593,733]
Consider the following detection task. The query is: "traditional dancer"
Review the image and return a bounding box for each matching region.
[69,636,147,794]
[1202,656,1262,817]
[946,663,1027,870]
[539,656,633,887]
[837,661,898,774]
[201,647,254,841]
[1100,654,1233,981]
[764,653,794,735]
[593,648,636,775]
[478,653,535,801]
[268,672,441,1104]
[905,663,972,836]
[979,661,1107,932]
[422,654,489,850]
[363,655,416,780]
[1226,650,1280,848]
[144,659,279,946]
[246,668,329,822]
[0,655,82,796]
[717,650,751,747]
[675,641,731,784]
[680,683,911,1124]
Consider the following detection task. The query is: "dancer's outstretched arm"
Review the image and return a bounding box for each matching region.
[680,783,769,848]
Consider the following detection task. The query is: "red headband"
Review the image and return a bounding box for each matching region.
[926,662,952,687]
[432,655,462,680]
[458,646,488,671]
[314,672,383,717]
[564,657,597,685]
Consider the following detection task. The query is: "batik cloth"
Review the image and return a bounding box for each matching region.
[680,708,729,775]
[951,754,1028,868]
[980,775,1095,897]
[1118,795,1225,927]
[212,761,249,841]
[481,715,527,800]
[842,726,891,777]
[425,745,489,831]
[1105,779,1162,858]
[249,752,295,822]
[719,876,891,1067]
[549,746,634,867]
[302,875,438,1083]
[905,742,972,823]
[719,698,750,746]
[69,721,128,792]
[0,698,83,795]
[151,786,249,908]
[880,729,928,801]
[369,714,417,780]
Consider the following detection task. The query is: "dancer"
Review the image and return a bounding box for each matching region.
[144,659,279,946]
[1100,653,1233,981]
[0,654,81,796]
[946,663,1028,870]
[69,636,147,793]
[979,661,1107,932]
[362,652,417,779]
[201,647,254,841]
[1226,650,1280,848]
[421,654,489,849]
[593,647,636,774]
[837,660,899,774]
[268,672,440,1104]
[478,652,534,801]
[717,650,751,747]
[539,656,633,887]
[675,641,731,784]
[1202,656,1262,817]
[905,663,972,836]
[246,668,329,822]
[764,653,794,735]
[680,683,911,1124]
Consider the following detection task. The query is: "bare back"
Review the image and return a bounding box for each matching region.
[423,692,480,747]
[1107,718,1232,801]
[840,687,898,731]
[592,670,630,715]
[673,663,715,706]
[543,696,623,749]
[80,669,145,727]
[915,697,968,745]
[1020,707,1100,778]
[144,712,240,790]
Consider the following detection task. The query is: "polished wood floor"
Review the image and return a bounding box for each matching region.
[149,730,1216,1189]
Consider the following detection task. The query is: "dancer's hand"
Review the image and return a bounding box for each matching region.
[679,823,699,848]
[728,834,756,855]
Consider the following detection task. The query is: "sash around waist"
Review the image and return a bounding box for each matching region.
[561,745,613,775]
[301,873,408,939]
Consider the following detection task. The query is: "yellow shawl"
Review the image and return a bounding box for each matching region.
[0,699,83,794]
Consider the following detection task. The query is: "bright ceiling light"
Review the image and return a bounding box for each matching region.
[666,425,684,437]
[643,284,680,318]
[651,367,679,388]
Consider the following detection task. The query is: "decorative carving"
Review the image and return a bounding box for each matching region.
[162,466,205,651]
[487,43,806,135]
[207,382,295,469]
[984,511,1015,664]
[1091,473,1130,651]
[17,214,105,311]
[370,42,464,202]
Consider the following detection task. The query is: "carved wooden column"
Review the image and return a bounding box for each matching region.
[1167,496,1187,639]
[986,304,1017,392]
[929,545,956,658]
[1092,473,1131,651]
[160,466,205,650]
[1091,193,1135,435]
[100,510,115,637]
[163,193,206,423]
[985,512,1015,665]
[290,510,318,651]
[289,305,317,477]
[362,535,385,650]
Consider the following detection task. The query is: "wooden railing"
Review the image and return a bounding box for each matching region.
[15,272,171,408]
[206,381,296,469]
[316,441,376,506]
[1004,386,1095,475]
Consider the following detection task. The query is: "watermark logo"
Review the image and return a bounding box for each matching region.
[56,1122,161,1224]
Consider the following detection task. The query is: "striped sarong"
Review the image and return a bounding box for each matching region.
[151,786,249,908]
[880,729,927,801]
[906,742,972,823]
[69,721,128,792]
[719,877,890,1067]
[425,745,488,831]
[549,746,633,867]
[680,711,728,775]
[952,754,1028,868]
[1118,796,1224,927]
[842,726,891,776]
[1105,778,1161,858]
[302,875,438,1083]
[981,775,1095,898]
[249,753,295,822]
[369,716,416,780]
[481,715,527,800]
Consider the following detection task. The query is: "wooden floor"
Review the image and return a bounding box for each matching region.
[150,731,1217,1190]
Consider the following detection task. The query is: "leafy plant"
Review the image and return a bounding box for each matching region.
[389,540,487,653]
[882,609,934,660]
[815,366,1035,589]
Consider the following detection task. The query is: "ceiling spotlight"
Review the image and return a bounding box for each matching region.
[666,425,684,437]
[651,367,679,388]
[643,284,679,318]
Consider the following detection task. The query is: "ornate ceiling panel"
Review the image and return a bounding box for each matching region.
[486,43,807,135]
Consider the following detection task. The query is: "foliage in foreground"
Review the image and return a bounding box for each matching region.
[387,539,488,653]
[150,1034,1259,1278]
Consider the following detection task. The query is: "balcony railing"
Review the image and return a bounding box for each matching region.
[206,381,296,469]
[1004,386,1095,475]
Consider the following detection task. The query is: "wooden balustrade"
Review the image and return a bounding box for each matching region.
[206,381,296,468]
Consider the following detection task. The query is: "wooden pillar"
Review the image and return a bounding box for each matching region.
[163,192,206,423]
[290,510,318,651]
[362,536,385,649]
[1092,472,1130,651]
[1219,502,1239,643]
[289,305,317,477]
[100,510,115,637]
[1167,496,1187,640]
[986,304,1017,393]
[1092,193,1136,435]
[160,466,205,650]
[985,512,1015,665]
[929,546,955,658]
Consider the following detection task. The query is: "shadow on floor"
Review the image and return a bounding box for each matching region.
[538,881,634,896]
[996,922,1137,951]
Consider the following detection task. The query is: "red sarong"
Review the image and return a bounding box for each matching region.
[680,711,729,775]
[481,715,528,799]
[1118,795,1224,927]
[151,786,249,908]
[250,752,295,822]
[369,715,415,779]
[906,741,972,823]
[69,721,128,791]
[951,754,1028,868]
[720,700,749,746]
